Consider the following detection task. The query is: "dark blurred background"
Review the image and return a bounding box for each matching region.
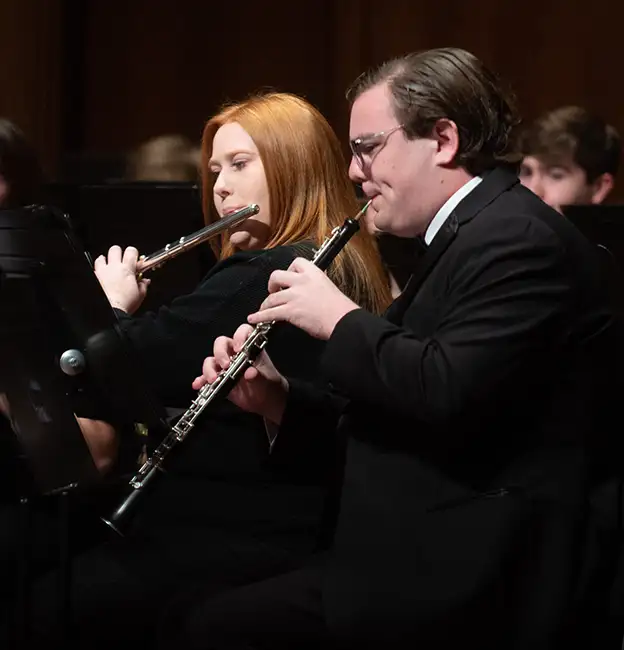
[1,0,623,196]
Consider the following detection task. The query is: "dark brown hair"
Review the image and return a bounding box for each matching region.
[346,47,521,175]
[516,106,621,182]
[0,119,43,208]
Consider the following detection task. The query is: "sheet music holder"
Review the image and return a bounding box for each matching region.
[0,204,172,648]
[0,204,168,495]
[563,204,624,318]
[564,204,624,247]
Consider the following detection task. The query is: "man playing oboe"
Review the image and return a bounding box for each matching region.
[177,48,623,650]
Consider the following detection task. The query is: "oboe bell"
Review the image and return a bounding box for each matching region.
[135,203,260,277]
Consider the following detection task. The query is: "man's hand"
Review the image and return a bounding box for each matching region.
[247,257,359,340]
[193,324,289,426]
[94,245,150,314]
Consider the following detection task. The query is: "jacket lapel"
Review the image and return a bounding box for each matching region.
[385,166,520,326]
[385,214,458,325]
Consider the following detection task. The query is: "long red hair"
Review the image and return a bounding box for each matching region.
[200,92,391,314]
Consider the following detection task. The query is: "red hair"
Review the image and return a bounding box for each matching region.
[200,93,391,314]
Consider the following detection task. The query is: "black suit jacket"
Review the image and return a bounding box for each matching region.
[276,168,623,648]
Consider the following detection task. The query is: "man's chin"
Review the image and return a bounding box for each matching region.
[373,210,391,234]
[361,210,381,236]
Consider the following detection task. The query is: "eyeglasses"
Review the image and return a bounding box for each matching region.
[349,124,404,169]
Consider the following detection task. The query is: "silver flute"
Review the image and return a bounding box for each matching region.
[135,203,260,276]
[102,200,371,535]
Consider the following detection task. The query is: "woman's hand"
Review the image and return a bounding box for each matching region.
[76,417,119,475]
[193,324,289,426]
[94,245,150,314]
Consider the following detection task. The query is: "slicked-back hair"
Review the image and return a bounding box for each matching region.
[346,47,521,175]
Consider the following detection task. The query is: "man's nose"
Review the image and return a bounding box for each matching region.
[348,156,365,183]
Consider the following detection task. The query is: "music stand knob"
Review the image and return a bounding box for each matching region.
[59,349,86,376]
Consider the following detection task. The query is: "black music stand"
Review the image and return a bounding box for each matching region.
[0,205,169,647]
[564,204,624,318]
[41,181,214,312]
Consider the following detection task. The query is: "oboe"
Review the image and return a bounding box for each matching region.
[102,200,371,535]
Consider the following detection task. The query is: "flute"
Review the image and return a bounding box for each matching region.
[136,203,259,277]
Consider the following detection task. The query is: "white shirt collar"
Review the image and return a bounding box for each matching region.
[423,175,483,245]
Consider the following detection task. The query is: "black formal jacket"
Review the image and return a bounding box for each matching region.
[115,243,332,556]
[273,168,624,649]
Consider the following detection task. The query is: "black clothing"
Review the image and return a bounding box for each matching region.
[171,168,624,649]
[12,243,336,648]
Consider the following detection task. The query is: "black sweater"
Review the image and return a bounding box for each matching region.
[116,244,331,549]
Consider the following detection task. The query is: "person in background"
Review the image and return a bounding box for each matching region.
[125,133,200,182]
[0,117,118,472]
[517,106,621,213]
[0,118,119,644]
[0,118,44,208]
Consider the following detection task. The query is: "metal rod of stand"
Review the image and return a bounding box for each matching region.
[14,496,32,648]
[57,490,73,645]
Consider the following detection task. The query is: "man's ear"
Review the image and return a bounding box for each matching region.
[431,118,460,166]
[590,172,615,204]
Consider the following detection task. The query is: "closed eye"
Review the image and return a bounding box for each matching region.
[547,167,568,181]
[359,141,379,155]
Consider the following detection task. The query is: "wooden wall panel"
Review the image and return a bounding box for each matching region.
[82,1,335,152]
[2,1,624,198]
[0,0,62,174]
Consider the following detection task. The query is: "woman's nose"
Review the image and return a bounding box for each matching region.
[213,170,231,198]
